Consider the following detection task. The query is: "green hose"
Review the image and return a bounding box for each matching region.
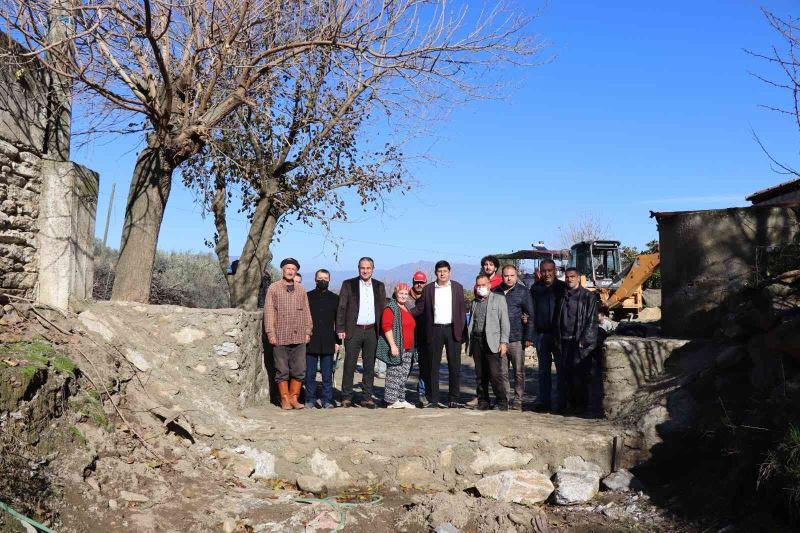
[0,500,58,533]
[293,494,383,532]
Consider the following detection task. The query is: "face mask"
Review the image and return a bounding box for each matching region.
[316,280,329,290]
[476,286,489,297]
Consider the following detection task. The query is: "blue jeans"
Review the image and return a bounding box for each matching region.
[305,353,334,406]
[535,332,566,410]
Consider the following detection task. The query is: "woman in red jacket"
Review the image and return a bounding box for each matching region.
[376,283,417,409]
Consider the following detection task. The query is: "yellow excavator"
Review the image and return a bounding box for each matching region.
[569,240,660,318]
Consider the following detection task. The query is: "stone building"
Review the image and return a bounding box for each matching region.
[0,31,99,312]
[652,203,799,337]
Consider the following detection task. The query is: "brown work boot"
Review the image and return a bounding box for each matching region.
[278,381,292,410]
[289,380,305,409]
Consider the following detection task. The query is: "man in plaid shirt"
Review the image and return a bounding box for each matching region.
[265,258,313,410]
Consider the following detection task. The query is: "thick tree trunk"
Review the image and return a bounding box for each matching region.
[226,196,279,310]
[111,145,174,303]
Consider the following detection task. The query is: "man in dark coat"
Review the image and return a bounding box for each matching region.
[336,257,387,408]
[416,260,467,408]
[554,267,599,413]
[530,259,567,412]
[305,269,340,409]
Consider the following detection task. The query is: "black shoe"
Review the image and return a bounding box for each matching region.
[532,404,550,413]
[496,403,509,411]
[448,402,459,409]
[361,399,376,409]
[477,401,490,411]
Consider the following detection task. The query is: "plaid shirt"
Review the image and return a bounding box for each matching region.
[264,279,313,346]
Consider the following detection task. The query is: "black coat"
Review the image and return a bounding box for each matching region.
[493,282,535,343]
[415,280,468,343]
[554,286,599,363]
[307,288,340,354]
[530,279,567,334]
[335,277,387,338]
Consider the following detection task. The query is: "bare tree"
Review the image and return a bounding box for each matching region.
[557,212,612,249]
[1,0,542,304]
[748,9,800,177]
[183,48,410,308]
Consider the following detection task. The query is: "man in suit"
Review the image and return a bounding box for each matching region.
[336,257,387,408]
[306,269,340,409]
[417,260,467,408]
[554,267,599,413]
[468,273,511,410]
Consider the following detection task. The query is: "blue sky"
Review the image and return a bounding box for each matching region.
[75,0,800,272]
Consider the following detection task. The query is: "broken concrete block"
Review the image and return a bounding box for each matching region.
[474,470,554,506]
[469,441,533,475]
[601,469,639,492]
[552,470,599,505]
[297,475,326,495]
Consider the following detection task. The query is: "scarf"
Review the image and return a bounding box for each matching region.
[375,299,416,366]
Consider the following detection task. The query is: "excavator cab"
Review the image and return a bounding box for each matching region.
[569,240,621,289]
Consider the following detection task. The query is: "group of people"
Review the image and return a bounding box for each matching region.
[262,254,599,413]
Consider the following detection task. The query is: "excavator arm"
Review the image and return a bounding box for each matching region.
[605,253,660,310]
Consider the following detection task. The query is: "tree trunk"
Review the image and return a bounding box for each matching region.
[226,196,279,310]
[111,144,174,303]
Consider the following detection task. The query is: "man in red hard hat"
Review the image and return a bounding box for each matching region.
[406,270,430,407]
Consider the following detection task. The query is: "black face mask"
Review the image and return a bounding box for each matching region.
[316,280,329,291]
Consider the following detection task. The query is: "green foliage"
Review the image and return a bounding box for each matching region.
[0,340,54,364]
[93,240,231,308]
[68,426,87,447]
[760,424,800,511]
[0,341,79,375]
[52,356,77,376]
[20,365,38,379]
[70,394,112,430]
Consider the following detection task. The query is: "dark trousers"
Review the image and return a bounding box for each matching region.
[262,330,279,406]
[561,339,592,411]
[305,353,334,406]
[471,335,507,405]
[341,327,378,401]
[412,342,429,399]
[274,343,306,383]
[429,324,461,404]
[536,332,566,410]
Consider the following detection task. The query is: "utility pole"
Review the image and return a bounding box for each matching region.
[102,182,116,248]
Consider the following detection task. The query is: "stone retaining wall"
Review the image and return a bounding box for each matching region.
[0,140,43,299]
[602,336,689,419]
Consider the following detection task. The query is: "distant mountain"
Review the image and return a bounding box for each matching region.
[325,260,479,292]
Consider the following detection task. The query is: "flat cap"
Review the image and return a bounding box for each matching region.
[280,257,300,269]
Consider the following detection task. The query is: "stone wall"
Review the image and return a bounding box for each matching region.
[0,139,45,299]
[602,336,689,419]
[654,205,800,337]
[0,31,99,310]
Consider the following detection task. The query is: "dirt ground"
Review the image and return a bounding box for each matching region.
[0,302,698,532]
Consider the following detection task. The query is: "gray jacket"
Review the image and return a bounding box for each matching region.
[467,291,510,353]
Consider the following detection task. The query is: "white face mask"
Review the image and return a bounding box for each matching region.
[476,286,489,297]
